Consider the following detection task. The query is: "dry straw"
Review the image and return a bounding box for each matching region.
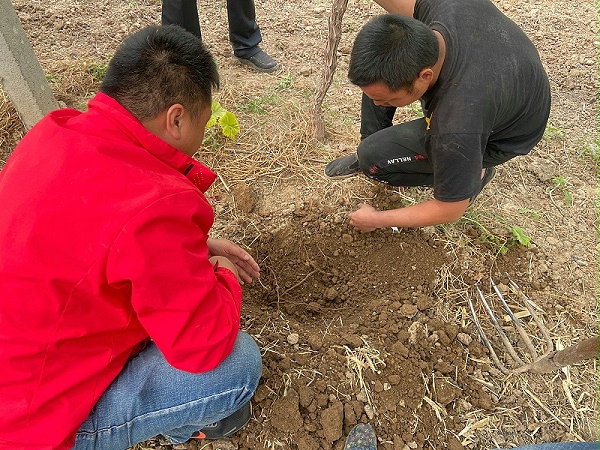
[0,88,24,161]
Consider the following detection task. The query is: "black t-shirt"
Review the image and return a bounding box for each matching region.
[415,0,551,201]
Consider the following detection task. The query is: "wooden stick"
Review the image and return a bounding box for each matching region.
[552,335,599,367]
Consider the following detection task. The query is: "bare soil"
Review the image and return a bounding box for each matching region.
[2,0,598,449]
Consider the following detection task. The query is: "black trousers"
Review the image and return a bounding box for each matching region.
[357,93,516,187]
[161,0,262,57]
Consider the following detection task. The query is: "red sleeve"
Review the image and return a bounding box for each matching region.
[106,190,242,373]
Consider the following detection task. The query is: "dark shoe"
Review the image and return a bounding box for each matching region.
[470,167,496,202]
[191,401,252,440]
[325,153,360,179]
[236,49,278,73]
[344,423,377,450]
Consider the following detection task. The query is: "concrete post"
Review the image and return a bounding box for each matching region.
[0,0,58,130]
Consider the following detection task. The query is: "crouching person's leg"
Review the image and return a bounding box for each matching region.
[73,331,262,450]
[358,117,433,187]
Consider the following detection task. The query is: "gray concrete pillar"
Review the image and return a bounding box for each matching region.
[0,0,58,130]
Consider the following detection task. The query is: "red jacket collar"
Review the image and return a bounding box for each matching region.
[89,92,217,192]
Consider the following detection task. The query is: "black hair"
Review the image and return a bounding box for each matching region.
[100,25,219,121]
[348,14,439,92]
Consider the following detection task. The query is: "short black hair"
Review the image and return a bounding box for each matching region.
[100,25,219,121]
[348,14,438,92]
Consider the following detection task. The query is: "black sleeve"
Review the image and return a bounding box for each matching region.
[427,133,488,202]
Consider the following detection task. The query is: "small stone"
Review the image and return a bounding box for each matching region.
[356,391,368,403]
[399,303,419,318]
[324,287,338,301]
[408,321,424,344]
[390,341,409,357]
[287,333,299,345]
[388,374,401,385]
[457,332,473,346]
[364,403,375,419]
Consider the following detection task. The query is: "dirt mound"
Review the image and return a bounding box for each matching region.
[224,198,505,449]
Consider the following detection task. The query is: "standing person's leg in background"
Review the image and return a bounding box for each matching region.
[161,0,277,73]
[161,0,201,38]
[226,0,277,72]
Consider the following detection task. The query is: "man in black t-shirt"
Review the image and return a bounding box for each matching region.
[325,0,550,232]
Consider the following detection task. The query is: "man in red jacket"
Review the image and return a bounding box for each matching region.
[0,25,262,450]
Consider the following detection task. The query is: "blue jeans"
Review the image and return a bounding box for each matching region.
[495,444,599,450]
[73,331,262,449]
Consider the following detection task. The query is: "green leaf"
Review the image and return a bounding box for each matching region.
[510,226,531,247]
[219,111,240,140]
[211,101,227,119]
[205,114,217,129]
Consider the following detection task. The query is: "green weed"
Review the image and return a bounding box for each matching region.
[578,139,599,164]
[459,212,510,254]
[409,101,424,118]
[518,208,541,221]
[509,225,531,247]
[455,210,533,254]
[543,123,566,140]
[277,73,294,90]
[546,176,573,205]
[84,60,109,83]
[344,16,358,32]
[238,95,276,114]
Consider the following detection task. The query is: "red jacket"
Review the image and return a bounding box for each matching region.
[0,93,243,449]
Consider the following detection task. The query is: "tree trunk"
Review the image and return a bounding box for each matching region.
[311,0,350,143]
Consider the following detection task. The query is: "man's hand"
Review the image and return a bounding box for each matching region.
[348,198,469,232]
[207,238,260,284]
[349,203,380,232]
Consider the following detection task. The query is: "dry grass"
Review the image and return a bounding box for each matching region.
[340,339,386,409]
[197,84,329,188]
[0,88,25,162]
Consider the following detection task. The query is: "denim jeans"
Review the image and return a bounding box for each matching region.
[73,331,262,449]
[495,444,600,450]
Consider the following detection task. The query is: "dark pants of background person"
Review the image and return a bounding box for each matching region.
[161,0,262,57]
[357,93,517,187]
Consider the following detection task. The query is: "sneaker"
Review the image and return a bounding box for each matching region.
[325,153,361,179]
[191,401,252,440]
[236,49,278,73]
[470,167,496,203]
[344,423,377,450]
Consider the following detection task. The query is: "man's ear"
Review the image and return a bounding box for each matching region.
[418,67,434,84]
[165,104,186,140]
